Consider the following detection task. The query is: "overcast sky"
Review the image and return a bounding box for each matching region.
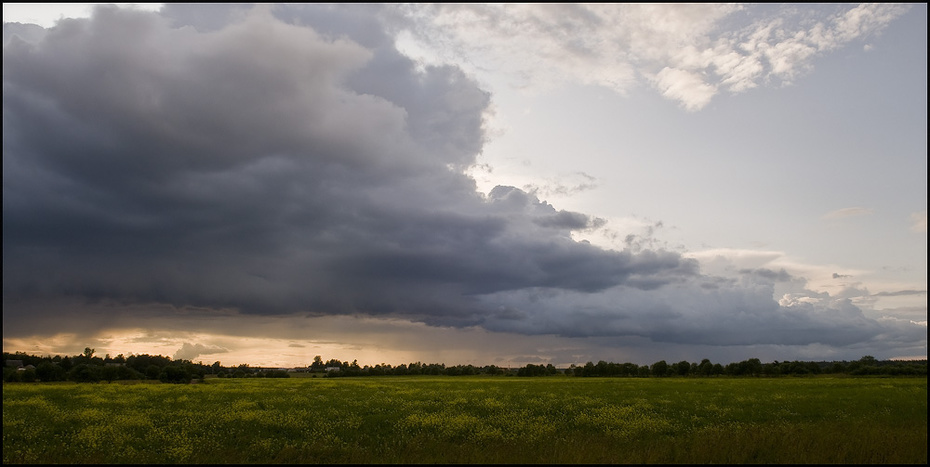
[3,3,926,367]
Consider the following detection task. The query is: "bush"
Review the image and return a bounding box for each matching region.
[36,362,67,382]
[68,364,102,383]
[4,367,22,382]
[20,369,37,382]
[159,365,192,384]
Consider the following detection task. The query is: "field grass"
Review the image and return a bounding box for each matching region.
[3,376,926,463]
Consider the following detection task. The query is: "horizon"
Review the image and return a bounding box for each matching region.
[4,348,925,370]
[2,4,926,368]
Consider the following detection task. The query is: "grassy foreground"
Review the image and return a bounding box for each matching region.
[3,376,926,463]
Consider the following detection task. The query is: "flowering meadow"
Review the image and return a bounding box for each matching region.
[3,376,926,463]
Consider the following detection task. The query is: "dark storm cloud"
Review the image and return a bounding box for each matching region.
[2,5,686,321]
[3,22,47,45]
[533,209,593,230]
[2,4,924,352]
[485,281,927,348]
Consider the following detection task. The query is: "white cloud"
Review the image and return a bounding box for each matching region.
[652,67,717,111]
[822,207,875,220]
[910,210,927,233]
[833,3,908,44]
[1,3,164,28]
[395,4,910,110]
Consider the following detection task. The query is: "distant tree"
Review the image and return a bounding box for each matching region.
[580,362,595,377]
[745,358,763,377]
[484,365,504,376]
[651,360,669,377]
[858,355,878,369]
[145,365,162,380]
[102,365,119,383]
[698,359,714,376]
[36,362,66,382]
[762,361,780,376]
[724,362,739,376]
[368,364,388,376]
[3,366,21,382]
[20,368,37,382]
[517,364,554,377]
[69,364,102,383]
[116,365,142,381]
[127,354,171,375]
[160,365,191,384]
[618,362,636,377]
[424,363,444,375]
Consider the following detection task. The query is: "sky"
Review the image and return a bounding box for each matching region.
[2,3,926,368]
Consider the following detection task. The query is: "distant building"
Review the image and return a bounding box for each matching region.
[325,366,341,372]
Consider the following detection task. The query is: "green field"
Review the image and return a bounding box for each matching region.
[3,376,926,463]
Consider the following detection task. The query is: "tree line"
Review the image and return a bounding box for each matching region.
[303,355,926,378]
[3,350,925,383]
[1,348,289,383]
[564,356,926,377]
[306,355,509,377]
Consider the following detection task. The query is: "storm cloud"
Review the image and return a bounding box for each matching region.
[3,4,923,355]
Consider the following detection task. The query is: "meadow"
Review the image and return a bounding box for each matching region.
[3,376,926,463]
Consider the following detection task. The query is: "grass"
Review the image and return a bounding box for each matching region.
[3,375,926,463]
